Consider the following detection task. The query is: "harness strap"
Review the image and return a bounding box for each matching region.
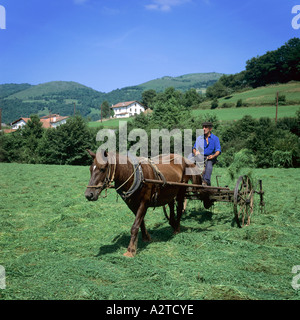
[146,159,167,187]
[117,153,144,200]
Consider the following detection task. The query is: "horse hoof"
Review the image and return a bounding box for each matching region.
[123,251,134,258]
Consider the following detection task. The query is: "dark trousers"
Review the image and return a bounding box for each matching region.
[203,157,217,186]
[188,153,216,186]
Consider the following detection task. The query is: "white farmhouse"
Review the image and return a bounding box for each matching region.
[40,114,69,128]
[111,101,145,119]
[11,118,30,130]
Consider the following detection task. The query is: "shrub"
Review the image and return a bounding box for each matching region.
[221,102,235,108]
[227,148,255,180]
[272,150,292,168]
[211,99,218,109]
[236,99,243,108]
[276,94,286,105]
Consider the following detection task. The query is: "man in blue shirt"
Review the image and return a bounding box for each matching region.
[192,121,221,186]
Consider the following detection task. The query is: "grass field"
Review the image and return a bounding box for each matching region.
[88,82,300,129]
[192,105,300,121]
[88,117,133,129]
[88,105,299,129]
[200,82,300,108]
[0,163,299,300]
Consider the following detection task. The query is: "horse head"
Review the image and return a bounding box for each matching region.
[85,149,113,201]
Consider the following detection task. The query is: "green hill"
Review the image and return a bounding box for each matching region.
[0,73,222,123]
[200,82,300,108]
[88,82,300,129]
[0,81,106,123]
[7,81,97,100]
[138,72,223,92]
[0,83,32,98]
[2,76,298,125]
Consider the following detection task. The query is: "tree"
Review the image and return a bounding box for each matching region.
[183,88,203,108]
[206,81,229,99]
[211,99,218,109]
[101,100,111,119]
[155,87,183,105]
[39,115,94,165]
[151,97,190,130]
[22,114,44,163]
[141,89,157,109]
[245,37,300,87]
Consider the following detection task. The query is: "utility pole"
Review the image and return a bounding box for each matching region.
[0,108,2,131]
[100,103,103,123]
[275,92,279,123]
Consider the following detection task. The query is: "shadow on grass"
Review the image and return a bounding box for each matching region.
[182,207,213,224]
[96,209,218,257]
[183,204,237,228]
[96,223,175,257]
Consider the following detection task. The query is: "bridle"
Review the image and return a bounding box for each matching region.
[86,152,146,200]
[86,154,116,192]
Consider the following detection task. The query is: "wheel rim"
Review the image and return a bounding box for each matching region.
[234,175,254,227]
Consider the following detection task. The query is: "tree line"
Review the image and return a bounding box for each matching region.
[1,91,299,168]
[206,37,300,99]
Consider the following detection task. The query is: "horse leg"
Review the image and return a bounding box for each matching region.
[140,219,152,242]
[174,191,185,234]
[124,202,147,258]
[168,199,177,231]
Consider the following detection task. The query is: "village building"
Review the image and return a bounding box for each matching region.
[40,114,69,128]
[11,114,69,130]
[111,101,145,119]
[11,118,30,130]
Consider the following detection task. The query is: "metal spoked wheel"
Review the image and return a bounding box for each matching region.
[233,175,254,228]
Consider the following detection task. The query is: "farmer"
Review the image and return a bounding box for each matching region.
[192,121,221,186]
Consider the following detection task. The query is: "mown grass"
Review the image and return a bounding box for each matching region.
[88,105,299,130]
[88,117,134,129]
[192,105,300,121]
[0,163,299,300]
[200,82,300,108]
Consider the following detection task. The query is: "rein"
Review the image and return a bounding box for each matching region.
[86,154,179,199]
[86,154,140,198]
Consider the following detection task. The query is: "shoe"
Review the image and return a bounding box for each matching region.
[202,180,208,186]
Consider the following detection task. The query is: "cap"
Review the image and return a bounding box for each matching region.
[202,121,213,127]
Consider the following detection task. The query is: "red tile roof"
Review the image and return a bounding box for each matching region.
[111,101,138,109]
[11,115,69,129]
[11,117,30,125]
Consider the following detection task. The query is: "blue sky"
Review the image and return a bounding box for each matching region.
[0,0,299,92]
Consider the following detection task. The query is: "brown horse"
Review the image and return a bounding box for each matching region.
[85,150,201,257]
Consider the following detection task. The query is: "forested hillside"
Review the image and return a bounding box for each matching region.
[0,73,222,123]
[206,38,300,99]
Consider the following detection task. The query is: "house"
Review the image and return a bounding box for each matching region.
[111,101,145,119]
[40,114,69,128]
[11,114,69,130]
[11,118,30,130]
